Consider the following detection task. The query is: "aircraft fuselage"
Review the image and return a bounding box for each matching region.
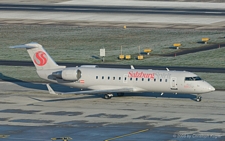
[39,67,215,95]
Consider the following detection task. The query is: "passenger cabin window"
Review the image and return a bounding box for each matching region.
[136,78,138,81]
[130,78,132,81]
[113,77,115,80]
[108,76,110,80]
[160,79,162,82]
[148,78,150,81]
[142,78,144,81]
[185,76,202,81]
[165,79,167,82]
[96,76,98,79]
[102,76,104,79]
[119,77,121,80]
[154,79,156,82]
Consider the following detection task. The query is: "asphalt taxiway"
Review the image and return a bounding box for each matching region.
[1,4,225,16]
[0,82,224,141]
[0,1,225,29]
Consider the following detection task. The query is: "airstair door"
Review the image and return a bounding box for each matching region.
[170,77,178,90]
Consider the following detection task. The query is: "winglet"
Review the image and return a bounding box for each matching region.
[46,84,58,95]
[130,65,135,69]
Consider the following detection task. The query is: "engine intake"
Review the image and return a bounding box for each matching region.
[52,69,81,81]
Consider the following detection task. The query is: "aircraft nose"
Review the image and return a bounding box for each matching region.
[200,82,215,93]
[208,85,215,92]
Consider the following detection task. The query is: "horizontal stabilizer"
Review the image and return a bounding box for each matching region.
[10,43,39,49]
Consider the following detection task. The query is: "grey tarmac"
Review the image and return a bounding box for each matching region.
[1,1,225,29]
[0,82,224,141]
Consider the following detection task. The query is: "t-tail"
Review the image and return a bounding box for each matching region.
[10,42,66,70]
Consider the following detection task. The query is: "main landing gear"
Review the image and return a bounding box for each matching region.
[104,94,113,99]
[196,95,202,102]
[104,93,125,99]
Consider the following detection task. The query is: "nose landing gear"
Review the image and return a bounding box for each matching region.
[196,95,202,102]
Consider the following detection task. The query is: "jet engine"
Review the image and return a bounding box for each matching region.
[52,69,81,81]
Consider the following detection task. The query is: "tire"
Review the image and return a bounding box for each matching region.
[104,94,111,99]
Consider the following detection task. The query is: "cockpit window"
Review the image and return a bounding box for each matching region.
[185,76,202,81]
[194,77,202,81]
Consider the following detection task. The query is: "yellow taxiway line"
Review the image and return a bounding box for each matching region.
[0,134,9,138]
[104,128,149,141]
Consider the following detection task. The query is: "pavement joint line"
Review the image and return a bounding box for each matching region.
[104,128,149,141]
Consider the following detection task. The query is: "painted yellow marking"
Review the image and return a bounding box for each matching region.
[0,134,9,138]
[51,137,72,141]
[104,128,149,141]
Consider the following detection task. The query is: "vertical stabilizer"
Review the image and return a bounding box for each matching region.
[10,42,65,70]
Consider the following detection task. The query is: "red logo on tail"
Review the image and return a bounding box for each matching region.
[33,51,48,66]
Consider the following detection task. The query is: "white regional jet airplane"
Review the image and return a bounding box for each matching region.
[10,42,215,102]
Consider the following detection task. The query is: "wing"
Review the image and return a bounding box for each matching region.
[46,84,133,95]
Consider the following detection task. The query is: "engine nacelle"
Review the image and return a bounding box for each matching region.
[52,69,81,81]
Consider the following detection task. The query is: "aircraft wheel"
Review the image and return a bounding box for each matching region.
[104,94,113,99]
[196,96,202,102]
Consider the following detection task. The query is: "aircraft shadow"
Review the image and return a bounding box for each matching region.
[0,73,80,92]
[29,95,99,103]
[123,92,197,101]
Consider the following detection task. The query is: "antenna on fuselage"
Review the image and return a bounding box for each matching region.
[166,68,169,71]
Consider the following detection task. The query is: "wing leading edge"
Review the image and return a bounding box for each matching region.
[46,84,134,95]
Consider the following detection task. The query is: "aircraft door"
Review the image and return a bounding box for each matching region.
[170,77,178,90]
[123,74,128,83]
